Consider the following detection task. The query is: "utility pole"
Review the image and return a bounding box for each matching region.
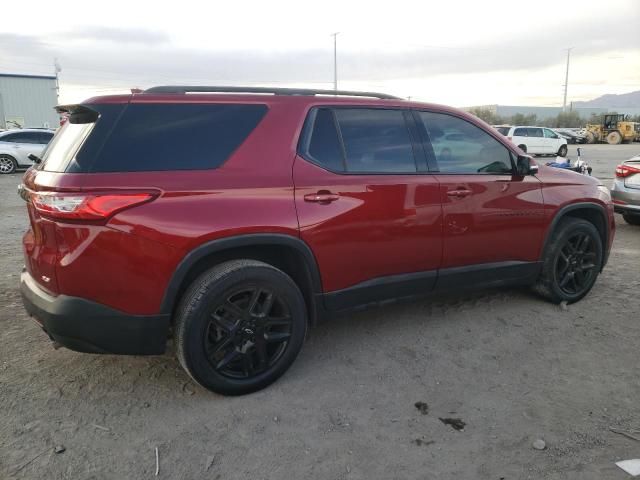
[53,58,62,103]
[331,32,339,91]
[562,48,572,112]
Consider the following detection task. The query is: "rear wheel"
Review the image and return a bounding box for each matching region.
[0,155,17,174]
[533,218,603,304]
[585,131,597,144]
[606,131,623,145]
[557,145,568,157]
[174,259,308,395]
[622,213,640,226]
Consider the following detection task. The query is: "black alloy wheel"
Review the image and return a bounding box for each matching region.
[175,259,307,395]
[554,232,598,296]
[205,286,293,379]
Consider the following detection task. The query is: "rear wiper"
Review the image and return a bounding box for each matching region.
[28,153,42,164]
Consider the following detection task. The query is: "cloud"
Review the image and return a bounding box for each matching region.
[0,12,637,100]
[61,26,170,45]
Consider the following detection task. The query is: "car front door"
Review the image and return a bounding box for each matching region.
[293,107,442,309]
[415,111,546,287]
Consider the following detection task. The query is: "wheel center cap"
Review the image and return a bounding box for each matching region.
[243,328,254,335]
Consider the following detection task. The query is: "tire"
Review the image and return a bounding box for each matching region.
[174,259,308,395]
[585,132,596,144]
[533,217,603,304]
[606,131,622,145]
[622,213,640,226]
[518,144,527,153]
[557,145,568,157]
[0,155,17,174]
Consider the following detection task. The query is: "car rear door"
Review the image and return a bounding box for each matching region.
[543,128,561,153]
[293,107,442,308]
[11,131,44,165]
[414,110,546,286]
[527,127,545,154]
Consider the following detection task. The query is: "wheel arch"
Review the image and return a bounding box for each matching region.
[161,234,323,323]
[542,202,608,270]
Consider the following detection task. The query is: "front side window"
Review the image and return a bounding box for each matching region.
[334,108,416,173]
[38,132,54,144]
[543,128,558,139]
[418,112,513,175]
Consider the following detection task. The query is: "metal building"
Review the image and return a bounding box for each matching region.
[0,73,59,129]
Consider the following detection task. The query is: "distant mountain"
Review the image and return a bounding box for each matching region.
[573,90,640,108]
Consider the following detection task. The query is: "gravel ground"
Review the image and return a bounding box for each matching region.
[1,144,639,480]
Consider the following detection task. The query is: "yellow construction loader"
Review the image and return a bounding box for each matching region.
[585,114,639,144]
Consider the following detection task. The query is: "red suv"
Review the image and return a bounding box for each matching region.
[19,86,615,395]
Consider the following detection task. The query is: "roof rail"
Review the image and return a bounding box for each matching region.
[142,85,401,100]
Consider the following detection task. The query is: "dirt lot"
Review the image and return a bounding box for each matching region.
[1,144,639,479]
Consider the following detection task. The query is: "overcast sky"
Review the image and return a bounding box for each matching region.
[1,0,638,106]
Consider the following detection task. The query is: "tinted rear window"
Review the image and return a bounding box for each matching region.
[307,108,344,171]
[334,108,416,173]
[91,104,267,172]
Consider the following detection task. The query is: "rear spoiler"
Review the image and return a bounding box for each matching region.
[55,104,99,124]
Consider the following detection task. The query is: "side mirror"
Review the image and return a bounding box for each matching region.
[516,155,538,175]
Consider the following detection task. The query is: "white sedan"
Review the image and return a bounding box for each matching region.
[0,129,55,174]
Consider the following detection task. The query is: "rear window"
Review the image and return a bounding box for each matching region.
[43,103,267,173]
[92,104,267,172]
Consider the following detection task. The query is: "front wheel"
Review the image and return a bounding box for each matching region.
[174,259,308,395]
[606,131,623,145]
[557,145,568,157]
[0,155,17,174]
[533,218,603,304]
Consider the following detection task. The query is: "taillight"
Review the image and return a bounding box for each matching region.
[615,164,640,178]
[31,191,156,221]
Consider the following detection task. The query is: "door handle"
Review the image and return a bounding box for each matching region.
[446,189,472,198]
[304,191,340,203]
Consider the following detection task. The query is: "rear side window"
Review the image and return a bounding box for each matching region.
[307,108,344,171]
[418,112,513,174]
[513,128,528,137]
[92,104,267,172]
[302,108,417,173]
[336,109,416,173]
[527,128,543,138]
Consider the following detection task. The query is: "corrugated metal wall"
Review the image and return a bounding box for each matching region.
[0,75,59,129]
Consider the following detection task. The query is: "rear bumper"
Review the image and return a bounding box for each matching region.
[20,270,170,355]
[611,180,640,214]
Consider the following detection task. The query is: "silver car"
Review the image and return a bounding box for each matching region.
[611,154,640,225]
[0,129,55,174]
